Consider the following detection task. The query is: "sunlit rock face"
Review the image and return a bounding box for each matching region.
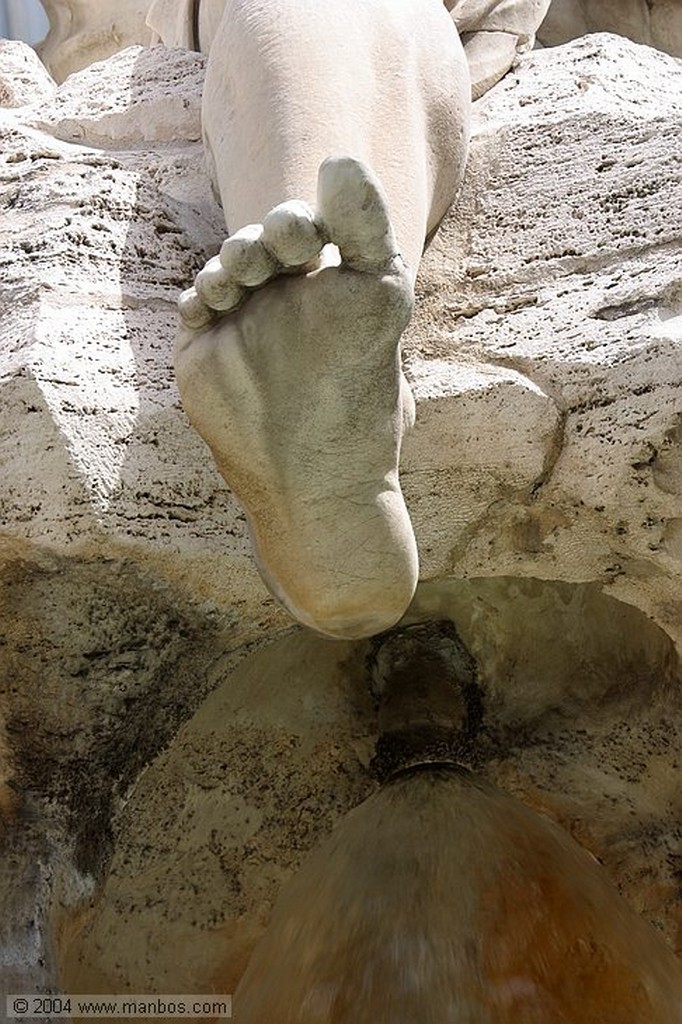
[0,38,55,107]
[403,33,682,656]
[0,29,680,1009]
[0,43,267,636]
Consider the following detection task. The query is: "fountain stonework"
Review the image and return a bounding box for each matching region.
[0,0,681,1019]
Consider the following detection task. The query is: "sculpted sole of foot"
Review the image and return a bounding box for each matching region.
[174,158,418,639]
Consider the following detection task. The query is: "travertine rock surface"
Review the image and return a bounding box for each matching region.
[404,33,682,655]
[0,37,55,108]
[0,44,266,995]
[0,44,267,635]
[0,32,680,1004]
[32,45,204,146]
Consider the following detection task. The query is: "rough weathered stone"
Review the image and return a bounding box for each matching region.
[0,46,278,994]
[403,33,682,655]
[0,44,268,637]
[32,45,204,146]
[0,38,55,108]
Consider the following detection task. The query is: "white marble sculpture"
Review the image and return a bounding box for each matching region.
[145,0,553,97]
[172,0,472,639]
[37,0,154,82]
[538,0,682,58]
[164,0,549,639]
[447,0,554,96]
[35,0,682,88]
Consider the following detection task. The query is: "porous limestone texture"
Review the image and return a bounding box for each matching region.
[0,38,56,109]
[404,32,682,656]
[0,31,680,1004]
[32,44,204,147]
[0,42,270,996]
[539,0,682,58]
[0,43,266,636]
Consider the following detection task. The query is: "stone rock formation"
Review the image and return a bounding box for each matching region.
[0,27,680,1010]
[0,37,55,107]
[405,32,682,657]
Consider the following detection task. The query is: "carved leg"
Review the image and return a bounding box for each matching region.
[174,157,418,639]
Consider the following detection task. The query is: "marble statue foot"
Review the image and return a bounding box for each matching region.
[174,156,419,639]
